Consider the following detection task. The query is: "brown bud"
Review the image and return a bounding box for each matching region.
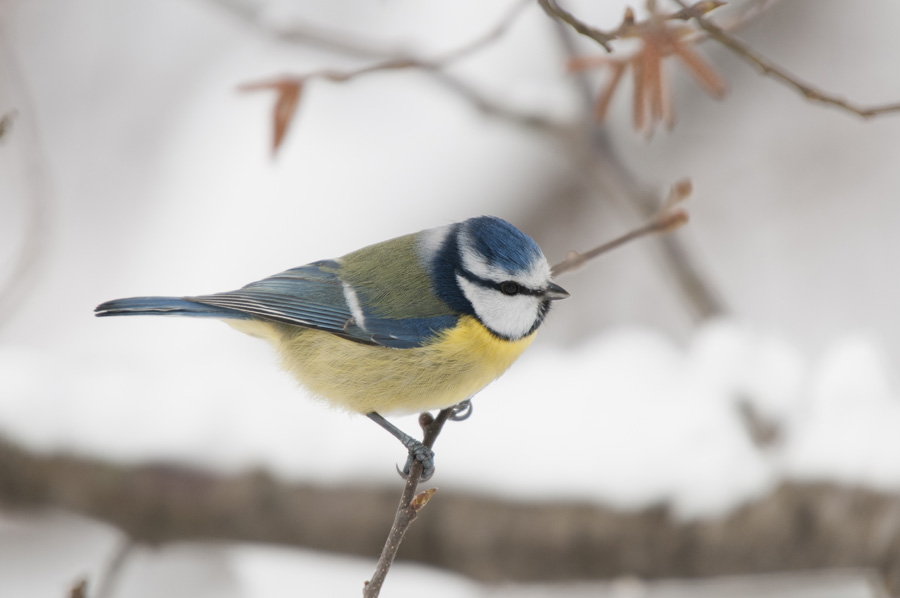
[411,488,438,512]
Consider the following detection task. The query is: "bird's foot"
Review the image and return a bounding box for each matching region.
[449,399,473,421]
[397,439,435,482]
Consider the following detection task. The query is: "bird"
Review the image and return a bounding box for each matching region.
[95,216,569,479]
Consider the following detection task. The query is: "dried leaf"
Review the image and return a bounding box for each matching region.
[631,55,646,132]
[567,55,613,73]
[577,1,727,134]
[643,41,665,124]
[239,77,304,155]
[659,57,675,129]
[593,60,627,121]
[671,39,727,98]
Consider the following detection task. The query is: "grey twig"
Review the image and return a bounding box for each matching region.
[263,0,530,86]
[551,179,690,277]
[362,408,456,598]
[94,537,135,598]
[536,0,615,52]
[205,0,401,59]
[0,35,54,330]
[239,0,532,153]
[546,20,726,318]
[672,0,900,119]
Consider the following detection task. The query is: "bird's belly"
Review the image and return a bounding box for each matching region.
[238,316,535,414]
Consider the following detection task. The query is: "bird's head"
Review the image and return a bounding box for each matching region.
[423,216,568,340]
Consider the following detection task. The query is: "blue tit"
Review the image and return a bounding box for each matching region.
[95,216,568,479]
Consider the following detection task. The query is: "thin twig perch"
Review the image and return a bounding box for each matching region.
[362,407,456,597]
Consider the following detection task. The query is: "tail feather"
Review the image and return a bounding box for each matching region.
[94,296,250,319]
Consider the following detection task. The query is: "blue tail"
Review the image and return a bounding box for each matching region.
[94,296,250,320]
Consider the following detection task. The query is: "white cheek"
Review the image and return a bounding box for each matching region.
[457,276,540,339]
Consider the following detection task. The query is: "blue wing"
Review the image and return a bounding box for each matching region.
[188,260,457,349]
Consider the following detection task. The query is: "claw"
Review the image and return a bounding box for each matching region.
[366,411,438,482]
[450,399,473,421]
[398,442,435,481]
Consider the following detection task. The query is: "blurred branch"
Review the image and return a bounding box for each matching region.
[213,0,555,132]
[536,0,615,51]
[294,0,530,77]
[688,1,900,119]
[94,537,135,598]
[240,0,531,153]
[548,19,726,318]
[0,109,17,142]
[67,579,87,598]
[427,71,559,131]
[207,0,402,59]
[545,0,900,121]
[1,436,899,593]
[562,135,726,318]
[0,35,54,331]
[551,179,690,277]
[537,1,737,57]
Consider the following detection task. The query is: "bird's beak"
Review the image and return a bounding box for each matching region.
[544,282,570,300]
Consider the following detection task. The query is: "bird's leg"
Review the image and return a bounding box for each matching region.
[367,400,474,481]
[367,412,436,481]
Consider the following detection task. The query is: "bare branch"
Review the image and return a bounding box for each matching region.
[427,71,560,131]
[306,0,529,78]
[94,538,135,598]
[673,0,900,119]
[0,110,17,142]
[536,0,615,52]
[0,43,54,331]
[206,0,402,60]
[551,179,690,277]
[363,407,456,598]
[546,20,725,318]
[242,0,531,152]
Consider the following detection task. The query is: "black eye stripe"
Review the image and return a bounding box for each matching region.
[500,281,519,295]
[458,269,542,297]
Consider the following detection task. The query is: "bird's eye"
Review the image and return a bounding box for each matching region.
[499,281,520,296]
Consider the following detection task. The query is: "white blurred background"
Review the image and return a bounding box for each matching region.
[1,0,900,596]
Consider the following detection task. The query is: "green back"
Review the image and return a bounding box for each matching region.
[339,233,453,319]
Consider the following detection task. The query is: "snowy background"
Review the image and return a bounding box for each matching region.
[1,0,900,596]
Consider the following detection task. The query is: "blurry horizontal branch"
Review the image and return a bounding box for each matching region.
[233,0,900,154]
[1,436,899,594]
[239,0,531,153]
[209,0,401,59]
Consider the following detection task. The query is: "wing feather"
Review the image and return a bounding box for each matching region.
[189,261,457,348]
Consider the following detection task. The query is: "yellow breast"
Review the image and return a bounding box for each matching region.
[229,316,535,414]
